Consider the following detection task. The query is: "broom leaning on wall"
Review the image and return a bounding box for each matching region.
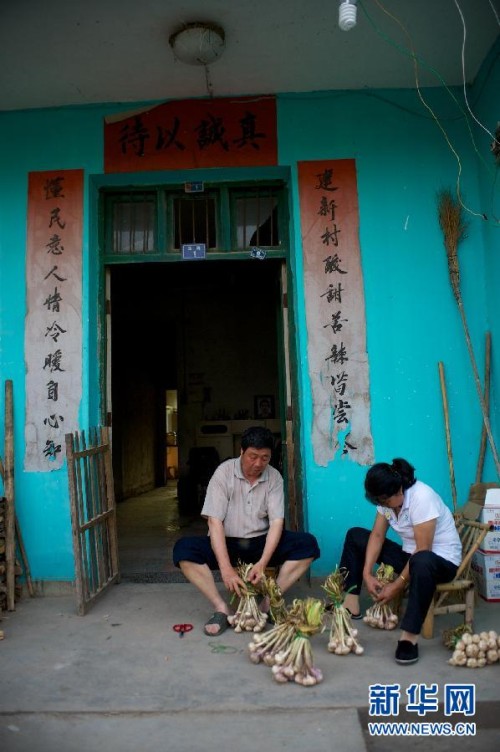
[437,189,500,479]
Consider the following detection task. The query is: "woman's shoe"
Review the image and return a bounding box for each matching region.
[346,607,363,621]
[395,640,419,664]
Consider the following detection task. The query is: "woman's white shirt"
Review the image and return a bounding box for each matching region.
[376,480,462,566]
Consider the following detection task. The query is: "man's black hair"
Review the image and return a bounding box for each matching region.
[240,426,275,452]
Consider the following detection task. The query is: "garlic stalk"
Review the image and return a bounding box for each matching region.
[363,563,399,630]
[248,622,297,665]
[227,562,268,632]
[322,568,364,655]
[248,597,325,686]
[270,598,325,686]
[264,576,287,625]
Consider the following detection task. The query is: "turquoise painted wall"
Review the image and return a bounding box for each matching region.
[279,83,498,573]
[282,86,498,573]
[0,105,110,580]
[471,37,500,454]
[0,59,498,581]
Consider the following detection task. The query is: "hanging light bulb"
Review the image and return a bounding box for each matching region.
[338,0,357,31]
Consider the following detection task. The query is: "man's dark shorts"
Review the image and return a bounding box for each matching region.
[173,530,320,569]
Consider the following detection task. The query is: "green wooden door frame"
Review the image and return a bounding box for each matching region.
[277,261,304,532]
[96,175,304,528]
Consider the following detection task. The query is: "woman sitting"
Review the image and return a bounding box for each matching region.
[339,458,461,665]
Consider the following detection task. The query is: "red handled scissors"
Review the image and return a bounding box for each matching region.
[173,623,193,638]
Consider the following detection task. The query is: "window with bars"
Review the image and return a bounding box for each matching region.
[102,182,286,257]
[232,188,280,249]
[173,194,217,249]
[111,195,156,254]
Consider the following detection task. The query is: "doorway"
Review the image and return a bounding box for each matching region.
[109,258,286,580]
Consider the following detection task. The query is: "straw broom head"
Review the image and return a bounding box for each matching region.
[437,188,467,303]
[437,191,500,477]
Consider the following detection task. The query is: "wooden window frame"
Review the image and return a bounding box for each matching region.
[100,181,288,262]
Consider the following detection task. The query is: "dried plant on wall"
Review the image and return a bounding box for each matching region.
[437,188,500,477]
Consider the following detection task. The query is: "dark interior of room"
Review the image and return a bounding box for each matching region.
[110,258,283,578]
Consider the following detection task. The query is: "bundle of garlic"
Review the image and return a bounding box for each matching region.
[270,597,325,686]
[248,621,297,665]
[227,563,268,633]
[448,630,500,668]
[363,563,399,630]
[442,623,473,650]
[248,598,304,665]
[328,608,364,655]
[265,576,288,626]
[322,568,364,656]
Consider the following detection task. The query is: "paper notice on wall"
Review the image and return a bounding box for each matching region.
[298,159,374,467]
[104,96,277,173]
[24,170,83,471]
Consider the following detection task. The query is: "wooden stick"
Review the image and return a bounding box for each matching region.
[438,362,457,513]
[4,380,16,611]
[438,190,500,478]
[1,397,34,599]
[475,332,491,483]
[15,517,34,597]
[457,301,500,476]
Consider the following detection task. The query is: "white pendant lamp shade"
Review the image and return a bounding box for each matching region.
[169,22,226,66]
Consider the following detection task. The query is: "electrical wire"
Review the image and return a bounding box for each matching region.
[204,65,214,97]
[454,0,499,147]
[360,0,495,223]
[488,0,500,26]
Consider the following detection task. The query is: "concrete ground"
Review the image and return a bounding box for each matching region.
[1,579,499,752]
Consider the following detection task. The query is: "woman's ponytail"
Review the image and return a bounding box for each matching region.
[391,458,416,490]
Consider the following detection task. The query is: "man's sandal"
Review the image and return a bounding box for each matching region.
[203,611,229,636]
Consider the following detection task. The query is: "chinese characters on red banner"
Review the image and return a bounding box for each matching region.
[299,159,373,466]
[104,96,277,172]
[25,171,83,471]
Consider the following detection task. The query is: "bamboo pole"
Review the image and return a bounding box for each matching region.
[475,332,491,483]
[1,445,34,598]
[438,362,457,513]
[15,518,34,597]
[437,190,500,479]
[4,380,16,610]
[455,300,499,477]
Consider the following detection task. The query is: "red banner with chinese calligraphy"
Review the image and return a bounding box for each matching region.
[25,170,83,471]
[298,159,373,467]
[104,96,277,173]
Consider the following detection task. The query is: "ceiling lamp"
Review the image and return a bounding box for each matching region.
[169,22,226,66]
[338,0,357,31]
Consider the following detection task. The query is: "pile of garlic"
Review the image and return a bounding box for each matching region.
[448,630,499,668]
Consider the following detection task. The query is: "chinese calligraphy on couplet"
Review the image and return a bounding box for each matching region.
[298,159,373,466]
[104,96,277,173]
[25,170,83,471]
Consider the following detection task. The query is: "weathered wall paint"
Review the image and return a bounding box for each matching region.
[0,55,498,580]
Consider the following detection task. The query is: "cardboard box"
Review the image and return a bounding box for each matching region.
[461,482,500,521]
[479,506,500,553]
[485,488,500,506]
[471,551,500,601]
